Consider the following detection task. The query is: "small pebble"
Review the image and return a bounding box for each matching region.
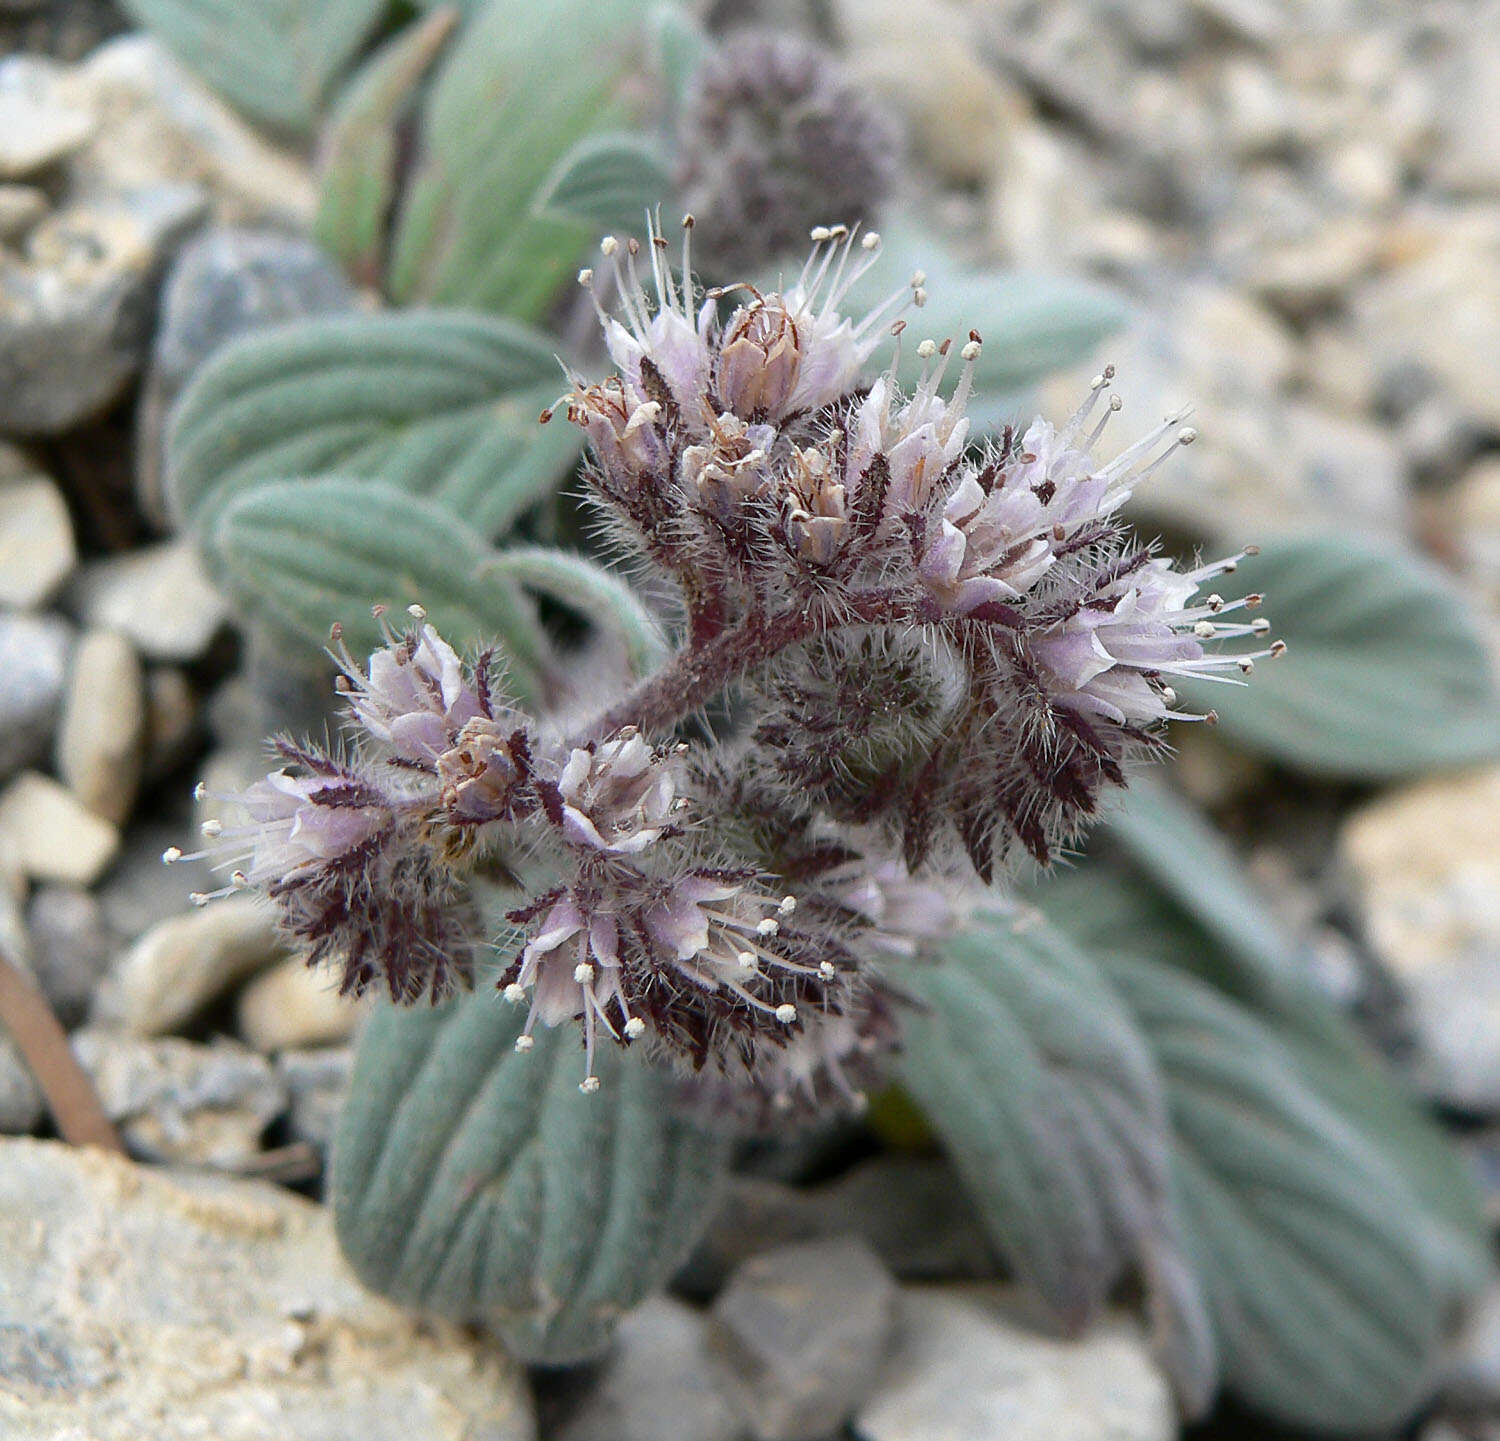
[236,955,363,1054]
[54,629,145,827]
[0,474,76,608]
[0,771,118,885]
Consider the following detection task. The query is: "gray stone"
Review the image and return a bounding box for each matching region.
[276,1046,352,1154]
[682,1157,998,1296]
[102,894,287,1037]
[54,628,145,827]
[0,55,94,179]
[853,1288,1175,1441]
[711,1238,898,1441]
[1342,765,1500,1110]
[0,1138,536,1440]
[0,1040,42,1134]
[0,472,75,607]
[0,875,42,1133]
[0,183,206,434]
[137,226,356,524]
[0,771,118,884]
[25,883,114,1028]
[70,539,229,662]
[557,1296,743,1441]
[0,609,70,779]
[71,1029,285,1167]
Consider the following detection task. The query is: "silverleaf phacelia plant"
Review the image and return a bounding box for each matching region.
[170,219,1282,1119]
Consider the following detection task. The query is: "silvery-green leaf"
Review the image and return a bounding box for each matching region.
[1177,533,1500,777]
[118,0,387,135]
[1102,951,1450,1434]
[532,131,673,234]
[385,0,655,321]
[896,918,1216,1412]
[480,547,667,678]
[207,477,552,699]
[838,218,1129,423]
[333,987,731,1364]
[1042,781,1489,1292]
[315,7,462,288]
[165,310,581,540]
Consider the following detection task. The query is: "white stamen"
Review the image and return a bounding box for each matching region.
[503,983,526,1004]
[775,1003,798,1024]
[624,1017,646,1038]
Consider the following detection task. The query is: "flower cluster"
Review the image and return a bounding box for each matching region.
[562,221,1282,876]
[166,610,534,1003]
[173,220,1276,1120]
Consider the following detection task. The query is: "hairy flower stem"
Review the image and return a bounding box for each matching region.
[583,589,921,741]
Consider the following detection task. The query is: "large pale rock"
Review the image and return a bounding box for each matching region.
[711,1237,898,1441]
[107,894,287,1037]
[853,1288,1175,1441]
[0,1138,536,1441]
[0,770,118,884]
[1342,765,1500,1109]
[55,628,146,826]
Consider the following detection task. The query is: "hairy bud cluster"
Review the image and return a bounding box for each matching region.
[675,29,899,276]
